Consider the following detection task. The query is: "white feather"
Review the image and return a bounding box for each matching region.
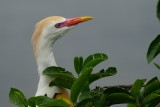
[34,18,73,98]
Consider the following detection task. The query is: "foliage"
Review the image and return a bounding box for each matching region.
[128,77,160,107]
[157,0,160,21]
[9,0,160,107]
[147,35,160,64]
[9,88,28,107]
[146,0,160,71]
[9,52,160,107]
[9,53,117,107]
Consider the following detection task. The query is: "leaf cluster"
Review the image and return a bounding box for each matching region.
[9,53,117,107]
[9,51,160,107]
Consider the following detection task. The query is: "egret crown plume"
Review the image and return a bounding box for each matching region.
[32,16,93,100]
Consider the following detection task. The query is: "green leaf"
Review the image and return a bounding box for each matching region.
[74,56,83,74]
[93,94,106,107]
[155,88,160,94]
[143,77,160,97]
[130,79,146,98]
[76,98,92,107]
[143,93,160,105]
[157,0,160,20]
[106,93,135,106]
[28,97,37,107]
[79,82,92,103]
[144,95,160,107]
[85,102,93,107]
[9,88,28,107]
[36,96,68,107]
[28,96,68,107]
[154,62,160,70]
[127,104,137,107]
[145,102,160,107]
[43,66,76,82]
[147,35,160,63]
[104,87,135,106]
[90,87,106,95]
[145,77,158,86]
[70,67,93,104]
[49,78,74,89]
[83,53,108,69]
[89,67,117,83]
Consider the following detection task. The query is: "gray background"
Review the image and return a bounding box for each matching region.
[0,0,160,107]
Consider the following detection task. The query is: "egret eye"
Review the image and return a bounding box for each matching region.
[55,23,64,28]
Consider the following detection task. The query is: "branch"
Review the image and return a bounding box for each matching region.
[103,84,133,90]
[92,84,145,93]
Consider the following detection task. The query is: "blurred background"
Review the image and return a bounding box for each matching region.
[0,0,160,106]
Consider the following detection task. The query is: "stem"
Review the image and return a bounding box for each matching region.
[104,84,133,90]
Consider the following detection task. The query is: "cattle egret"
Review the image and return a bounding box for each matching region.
[32,16,93,104]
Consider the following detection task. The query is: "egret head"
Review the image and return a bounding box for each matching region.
[32,16,93,57]
[42,16,93,39]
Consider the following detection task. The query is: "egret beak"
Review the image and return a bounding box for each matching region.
[65,16,94,27]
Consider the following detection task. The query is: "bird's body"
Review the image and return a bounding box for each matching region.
[32,16,93,102]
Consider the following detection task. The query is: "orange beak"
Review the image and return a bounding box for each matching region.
[65,16,94,27]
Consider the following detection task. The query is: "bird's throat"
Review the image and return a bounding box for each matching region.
[36,47,57,73]
[35,34,57,73]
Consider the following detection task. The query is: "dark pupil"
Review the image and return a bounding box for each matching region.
[55,23,63,28]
